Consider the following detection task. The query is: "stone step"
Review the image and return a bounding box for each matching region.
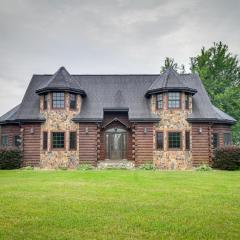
[97,160,135,169]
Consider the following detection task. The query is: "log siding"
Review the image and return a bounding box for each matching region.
[79,123,98,165]
[22,123,41,167]
[134,122,154,166]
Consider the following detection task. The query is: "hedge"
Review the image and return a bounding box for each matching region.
[0,148,22,169]
[213,146,240,170]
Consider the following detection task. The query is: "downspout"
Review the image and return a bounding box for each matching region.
[208,122,213,165]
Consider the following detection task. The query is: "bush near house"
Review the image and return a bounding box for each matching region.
[0,148,22,169]
[213,146,240,170]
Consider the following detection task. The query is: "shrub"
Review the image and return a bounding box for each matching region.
[138,163,156,170]
[213,146,240,170]
[0,148,22,169]
[77,164,94,171]
[195,164,212,171]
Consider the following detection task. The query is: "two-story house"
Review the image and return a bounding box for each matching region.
[0,67,236,169]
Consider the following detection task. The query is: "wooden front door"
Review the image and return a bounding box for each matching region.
[105,128,127,160]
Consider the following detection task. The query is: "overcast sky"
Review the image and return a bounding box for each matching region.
[0,0,239,116]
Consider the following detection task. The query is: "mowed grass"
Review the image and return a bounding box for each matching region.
[0,170,239,240]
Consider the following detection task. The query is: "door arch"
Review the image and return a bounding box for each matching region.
[105,128,127,160]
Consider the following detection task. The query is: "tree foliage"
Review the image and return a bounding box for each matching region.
[191,42,240,144]
[160,43,240,144]
[160,57,185,73]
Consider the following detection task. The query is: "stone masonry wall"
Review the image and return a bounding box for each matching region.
[40,93,81,169]
[151,93,192,169]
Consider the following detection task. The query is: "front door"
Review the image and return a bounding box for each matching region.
[105,128,127,160]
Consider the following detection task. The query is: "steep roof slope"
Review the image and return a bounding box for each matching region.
[0,104,20,123]
[36,67,86,96]
[147,68,197,95]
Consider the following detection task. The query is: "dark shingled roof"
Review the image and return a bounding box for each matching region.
[0,67,236,125]
[146,68,197,96]
[35,67,86,96]
[0,104,20,124]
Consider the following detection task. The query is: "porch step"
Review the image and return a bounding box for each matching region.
[97,160,135,169]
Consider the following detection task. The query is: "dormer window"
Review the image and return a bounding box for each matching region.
[185,93,190,109]
[168,92,180,109]
[156,94,163,109]
[70,93,77,110]
[52,92,65,109]
[43,94,48,110]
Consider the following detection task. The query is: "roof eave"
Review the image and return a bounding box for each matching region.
[72,118,103,123]
[36,87,87,97]
[129,118,160,123]
[146,87,197,97]
[103,107,129,112]
[0,119,46,125]
[187,118,236,125]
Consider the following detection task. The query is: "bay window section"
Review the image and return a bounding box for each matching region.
[168,92,181,109]
[185,93,190,109]
[156,94,163,109]
[70,94,77,110]
[43,94,48,110]
[52,92,65,109]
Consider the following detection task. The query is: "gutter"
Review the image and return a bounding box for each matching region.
[187,118,236,125]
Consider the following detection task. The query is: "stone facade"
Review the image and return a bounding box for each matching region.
[40,93,81,168]
[151,93,193,169]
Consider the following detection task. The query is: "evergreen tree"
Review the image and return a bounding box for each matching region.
[160,57,179,73]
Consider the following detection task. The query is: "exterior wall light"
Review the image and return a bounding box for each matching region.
[199,127,202,134]
[85,127,89,135]
[30,127,34,134]
[144,128,147,134]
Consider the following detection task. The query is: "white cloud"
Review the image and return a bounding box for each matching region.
[0,0,239,115]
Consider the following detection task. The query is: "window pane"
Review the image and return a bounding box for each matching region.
[156,94,163,109]
[43,132,48,150]
[168,132,181,149]
[44,94,48,110]
[213,133,219,149]
[52,92,65,108]
[185,94,189,109]
[52,132,65,149]
[1,136,8,147]
[70,94,77,109]
[168,92,180,109]
[224,133,232,146]
[70,132,77,150]
[14,135,21,147]
[156,132,163,150]
[185,131,190,150]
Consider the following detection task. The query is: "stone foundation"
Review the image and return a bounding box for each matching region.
[98,160,135,169]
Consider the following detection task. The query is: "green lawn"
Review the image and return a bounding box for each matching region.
[0,170,239,240]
